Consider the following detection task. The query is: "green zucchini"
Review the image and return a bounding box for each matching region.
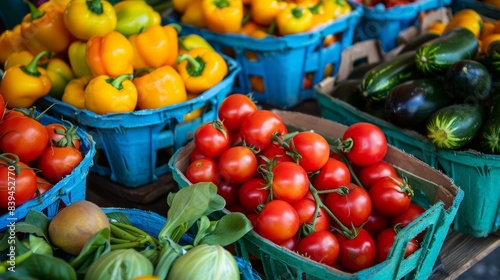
[415,27,479,76]
[348,61,384,80]
[400,32,440,53]
[426,103,484,150]
[444,59,492,102]
[330,79,365,109]
[361,51,419,102]
[385,78,453,131]
[478,90,500,154]
[486,40,500,74]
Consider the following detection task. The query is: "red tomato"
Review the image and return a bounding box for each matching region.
[189,146,206,162]
[341,122,388,167]
[194,120,231,158]
[280,235,300,251]
[336,228,376,272]
[325,183,372,227]
[37,146,83,184]
[375,228,420,264]
[185,157,220,185]
[0,94,5,121]
[271,161,309,204]
[239,110,288,153]
[312,157,351,191]
[259,144,293,166]
[238,178,269,213]
[356,160,397,189]
[0,160,38,209]
[31,177,54,199]
[0,116,49,163]
[218,146,258,184]
[217,180,240,208]
[256,199,300,244]
[45,122,81,149]
[292,197,330,232]
[391,203,426,242]
[289,131,330,172]
[218,93,258,133]
[297,230,339,266]
[369,176,413,217]
[363,210,390,238]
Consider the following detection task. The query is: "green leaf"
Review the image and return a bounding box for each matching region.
[69,227,111,274]
[199,212,253,247]
[25,235,52,256]
[2,253,77,280]
[105,212,132,225]
[24,210,50,234]
[192,216,216,247]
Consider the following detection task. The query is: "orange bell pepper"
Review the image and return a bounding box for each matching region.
[251,0,287,26]
[86,31,134,77]
[241,20,269,39]
[62,76,92,109]
[64,0,117,41]
[176,47,228,94]
[181,0,207,28]
[20,0,75,55]
[128,24,179,70]
[84,74,137,114]
[276,3,314,35]
[173,0,196,13]
[0,26,29,65]
[133,66,187,110]
[202,0,244,34]
[0,51,53,108]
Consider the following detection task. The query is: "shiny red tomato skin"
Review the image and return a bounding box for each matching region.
[342,122,388,167]
[217,180,240,208]
[289,131,330,172]
[313,157,351,191]
[391,203,426,242]
[218,145,258,184]
[336,228,376,272]
[297,230,340,266]
[271,161,309,204]
[292,197,330,232]
[0,94,5,121]
[185,157,220,185]
[369,176,413,217]
[256,199,300,244]
[325,183,372,227]
[280,235,300,251]
[0,161,37,209]
[31,177,54,199]
[363,210,390,238]
[0,116,49,163]
[239,110,288,153]
[37,146,83,184]
[45,123,81,149]
[194,120,231,158]
[238,178,269,213]
[259,144,293,166]
[375,228,420,264]
[356,160,397,189]
[218,93,258,133]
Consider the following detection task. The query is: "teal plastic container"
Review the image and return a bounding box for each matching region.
[451,0,500,18]
[168,111,463,280]
[0,113,96,231]
[163,3,363,109]
[35,56,240,188]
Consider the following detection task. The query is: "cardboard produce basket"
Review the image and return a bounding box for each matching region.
[0,114,96,231]
[168,110,463,280]
[163,2,363,109]
[35,56,240,188]
[314,40,500,237]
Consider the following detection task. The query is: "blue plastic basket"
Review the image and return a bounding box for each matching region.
[101,208,261,280]
[163,2,363,109]
[451,0,500,18]
[354,0,452,52]
[35,56,240,188]
[0,114,96,231]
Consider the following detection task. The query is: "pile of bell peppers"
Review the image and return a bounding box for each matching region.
[175,0,352,37]
[0,0,228,116]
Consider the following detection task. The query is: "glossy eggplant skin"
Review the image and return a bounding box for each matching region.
[384,78,453,132]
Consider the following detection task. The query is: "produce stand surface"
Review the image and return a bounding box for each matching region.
[86,99,500,280]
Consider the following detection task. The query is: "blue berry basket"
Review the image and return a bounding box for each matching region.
[35,55,240,188]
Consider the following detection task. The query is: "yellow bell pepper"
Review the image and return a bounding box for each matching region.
[241,20,269,38]
[251,0,287,26]
[114,0,161,37]
[183,93,204,122]
[68,40,93,78]
[62,76,92,109]
[0,26,29,65]
[84,74,138,114]
[276,3,314,35]
[303,0,334,28]
[20,0,75,55]
[173,0,195,13]
[202,0,244,34]
[181,0,207,28]
[133,66,187,110]
[128,24,179,70]
[176,48,228,94]
[0,51,52,108]
[64,0,117,41]
[178,34,214,55]
[86,31,134,77]
[46,58,76,100]
[4,50,34,70]
[323,0,351,20]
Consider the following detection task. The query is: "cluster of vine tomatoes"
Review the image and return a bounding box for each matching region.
[0,94,84,210]
[184,93,425,272]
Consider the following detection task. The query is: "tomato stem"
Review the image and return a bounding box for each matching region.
[329,146,366,190]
